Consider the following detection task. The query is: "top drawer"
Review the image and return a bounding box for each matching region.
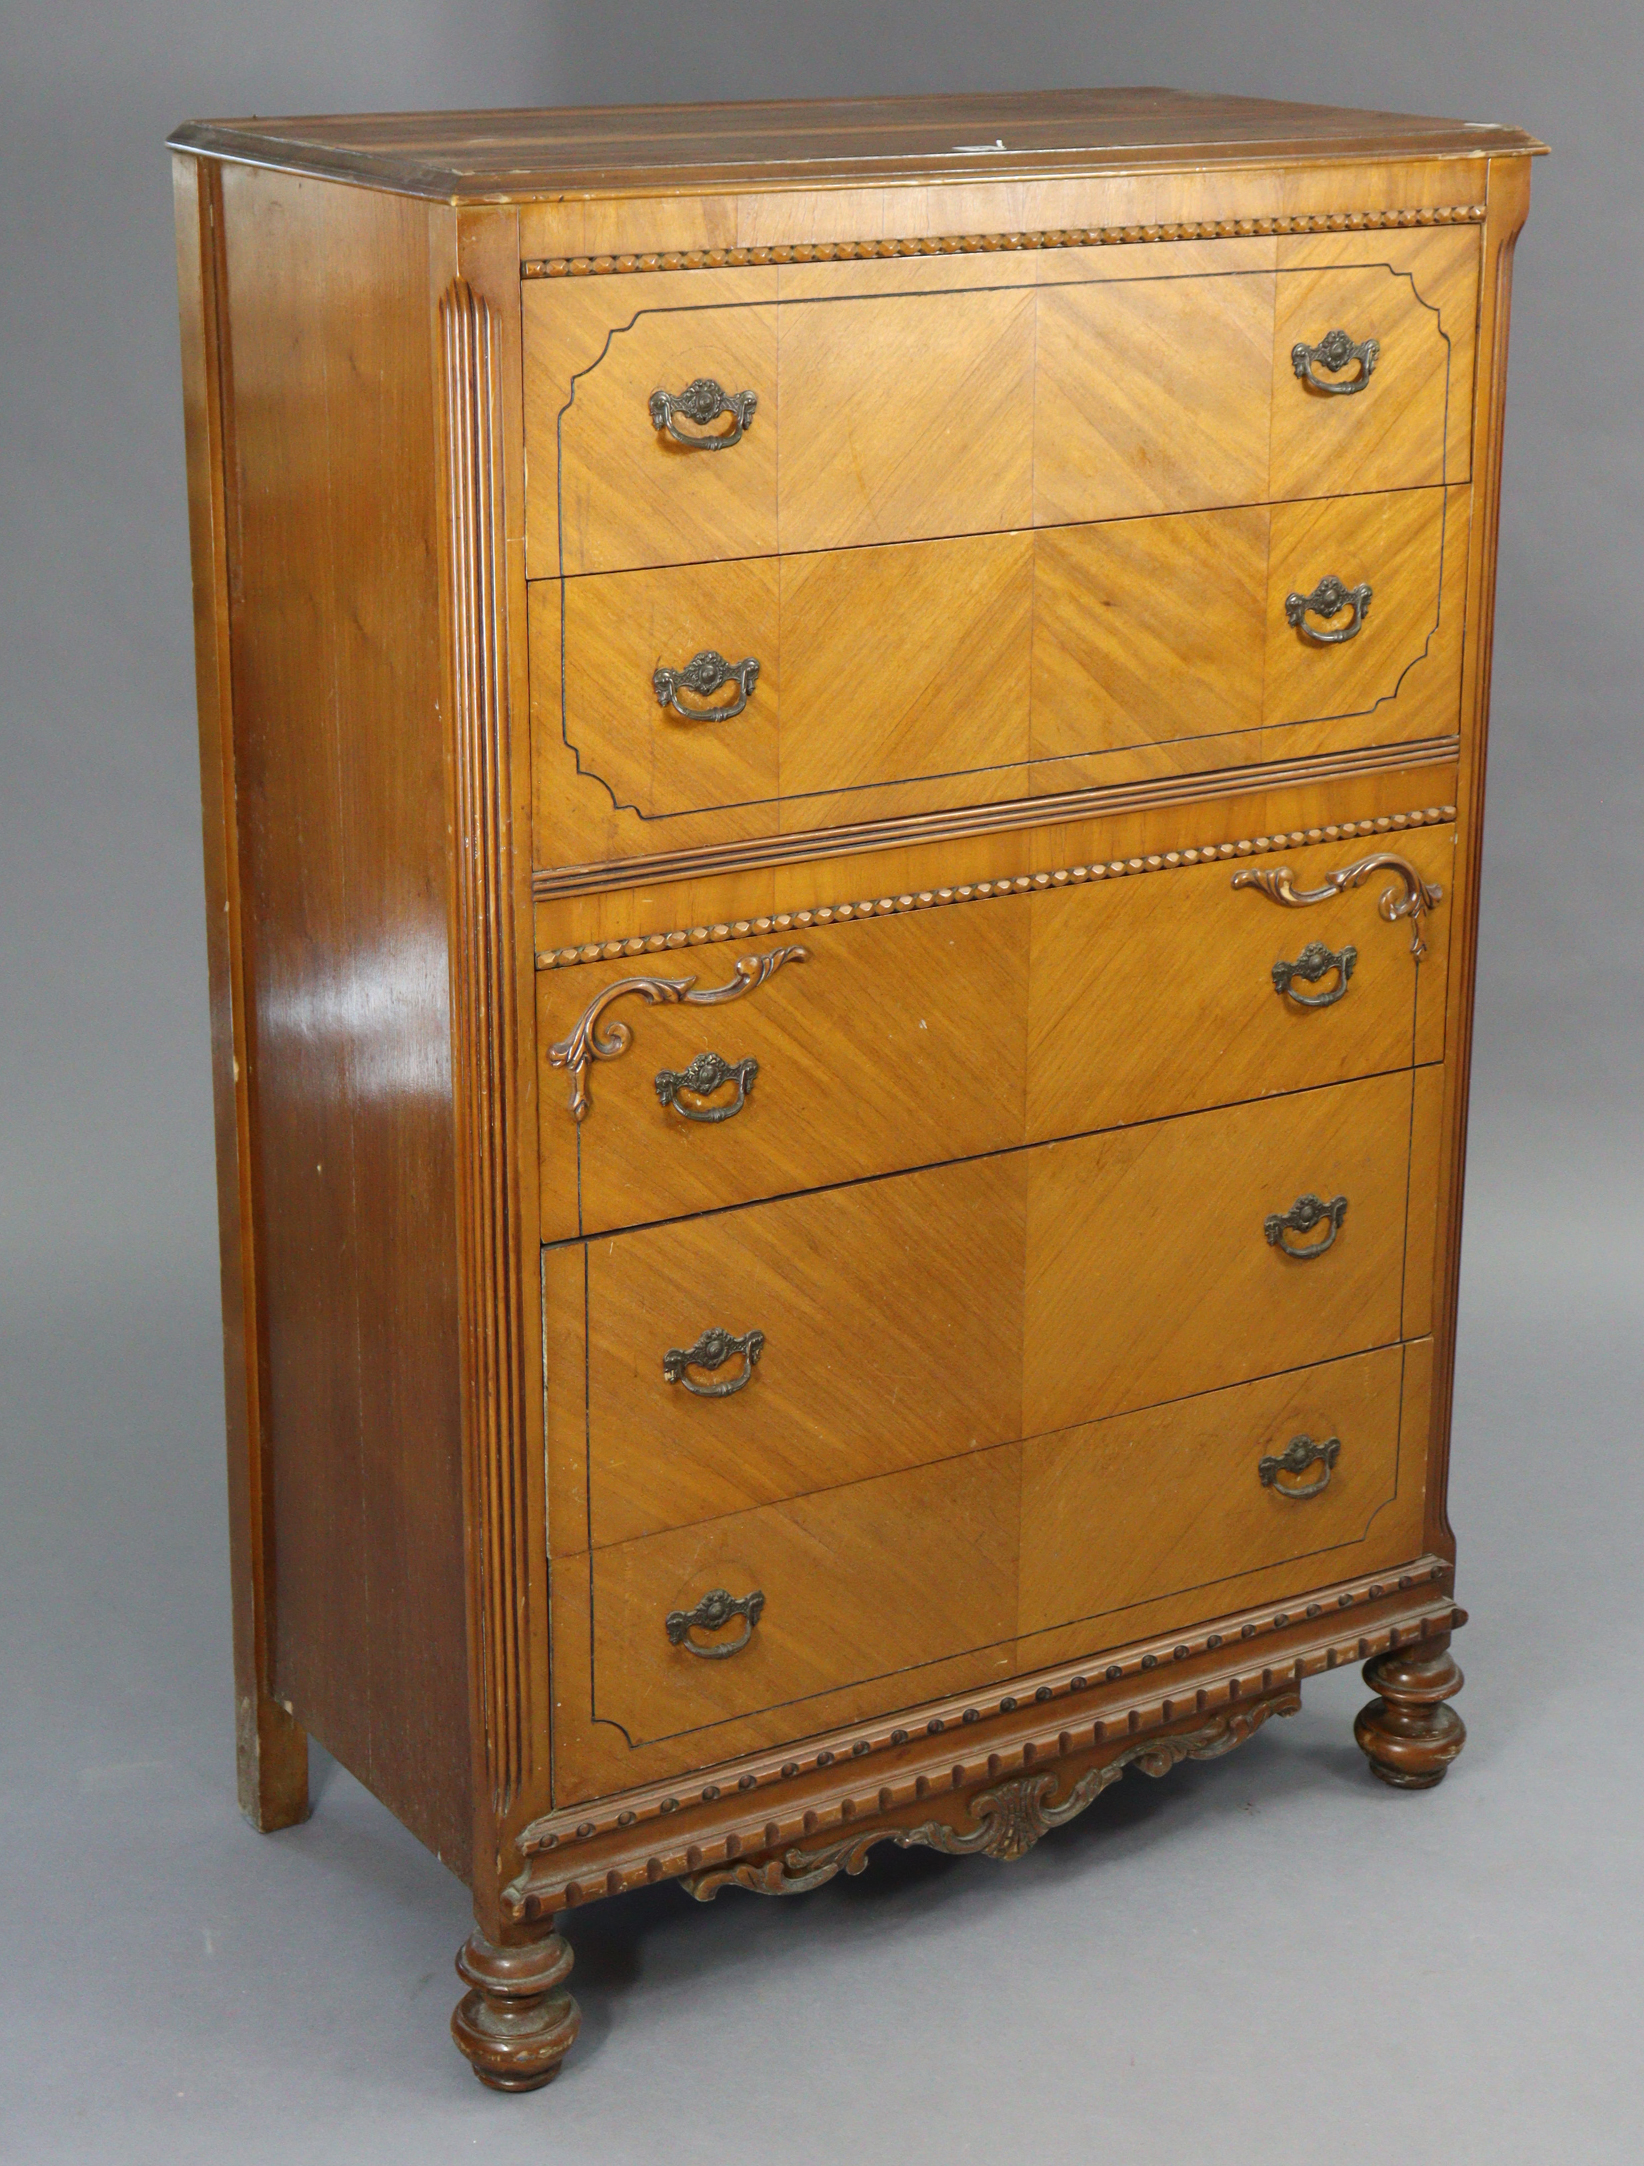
[523,229,1478,578]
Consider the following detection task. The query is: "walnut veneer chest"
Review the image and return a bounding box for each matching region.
[170,87,1541,2089]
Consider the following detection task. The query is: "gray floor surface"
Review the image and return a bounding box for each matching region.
[4,1060,1640,2166]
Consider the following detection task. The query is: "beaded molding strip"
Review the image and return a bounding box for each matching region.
[535,802,1457,971]
[521,202,1486,279]
[507,1563,1462,1904]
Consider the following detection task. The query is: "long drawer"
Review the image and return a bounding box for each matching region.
[545,1068,1438,1551]
[536,821,1453,1241]
[557,1343,1425,1782]
[524,231,1478,577]
[534,484,1466,835]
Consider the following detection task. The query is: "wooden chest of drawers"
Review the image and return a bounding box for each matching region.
[171,87,1541,2090]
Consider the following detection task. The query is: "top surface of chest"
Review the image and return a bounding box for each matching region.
[169,85,1541,199]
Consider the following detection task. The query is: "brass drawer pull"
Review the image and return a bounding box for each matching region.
[1286,575,1373,644]
[653,649,761,722]
[648,378,757,449]
[656,1050,758,1122]
[1233,850,1442,959]
[1265,1192,1348,1260]
[666,1587,765,1659]
[663,1325,765,1396]
[1291,328,1380,395]
[1272,939,1357,1008]
[1259,1433,1341,1499]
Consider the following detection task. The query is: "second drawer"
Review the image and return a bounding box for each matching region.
[547,1067,1433,1550]
[538,485,1464,836]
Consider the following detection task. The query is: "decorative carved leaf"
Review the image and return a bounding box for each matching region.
[683,1691,1302,1899]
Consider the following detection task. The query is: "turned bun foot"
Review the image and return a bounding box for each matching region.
[451,1927,581,2092]
[1354,1634,1465,1789]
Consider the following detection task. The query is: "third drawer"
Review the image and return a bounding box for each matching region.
[545,1064,1444,1551]
[537,820,1453,1240]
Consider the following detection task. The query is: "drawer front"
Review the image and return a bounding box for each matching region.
[565,1069,1418,1548]
[563,1341,1424,1776]
[550,530,1035,823]
[1271,233,1477,501]
[536,822,1453,1240]
[588,1447,1021,1746]
[538,487,1462,838]
[537,273,780,578]
[1263,485,1464,737]
[1020,1344,1408,1635]
[525,236,1474,578]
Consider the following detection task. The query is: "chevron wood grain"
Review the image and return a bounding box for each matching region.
[1019,1344,1409,1631]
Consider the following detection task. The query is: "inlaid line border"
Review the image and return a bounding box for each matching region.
[521,201,1486,279]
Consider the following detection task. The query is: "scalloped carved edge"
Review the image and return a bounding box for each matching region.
[521,203,1486,279]
[504,1565,1464,1918]
[683,1690,1301,1897]
[535,802,1456,971]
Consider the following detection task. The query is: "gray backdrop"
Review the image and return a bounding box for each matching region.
[4,5,1640,2161]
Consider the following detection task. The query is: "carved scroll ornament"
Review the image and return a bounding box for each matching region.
[684,1692,1300,1899]
[547,946,808,1120]
[1232,850,1442,959]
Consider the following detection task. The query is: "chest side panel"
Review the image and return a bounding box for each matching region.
[212,164,471,1871]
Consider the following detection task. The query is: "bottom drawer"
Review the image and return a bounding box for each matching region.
[587,1449,1021,1751]
[553,1341,1428,1796]
[1019,1339,1409,1638]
